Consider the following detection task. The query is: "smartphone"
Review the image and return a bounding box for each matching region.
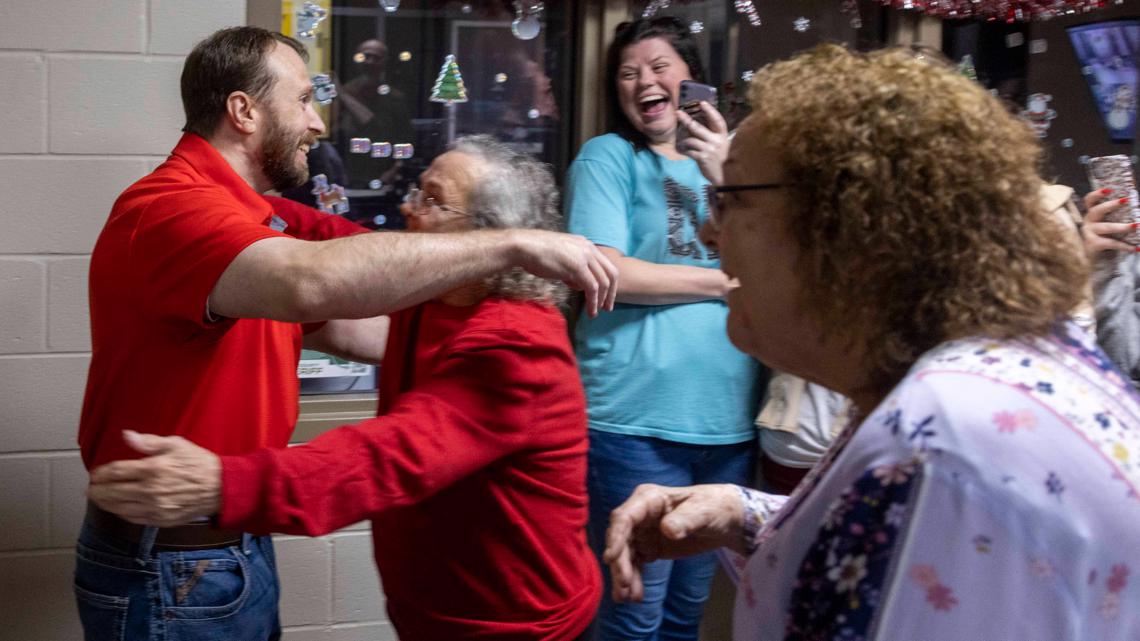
[1087,155,1140,245]
[676,80,718,152]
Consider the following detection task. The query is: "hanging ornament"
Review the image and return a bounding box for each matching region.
[735,0,762,27]
[741,70,755,83]
[430,55,469,104]
[512,2,544,40]
[369,179,383,190]
[296,1,328,41]
[311,74,337,105]
[1019,93,1057,137]
[643,0,671,18]
[371,141,392,158]
[377,84,391,95]
[689,20,704,34]
[378,0,400,13]
[840,0,863,28]
[957,55,978,82]
[311,175,350,215]
[793,16,811,33]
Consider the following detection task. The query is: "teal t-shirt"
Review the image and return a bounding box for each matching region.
[567,133,764,445]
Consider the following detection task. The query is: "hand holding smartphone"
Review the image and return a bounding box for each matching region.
[1087,155,1140,245]
[676,79,718,153]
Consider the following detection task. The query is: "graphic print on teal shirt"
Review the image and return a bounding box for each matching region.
[663,177,718,260]
[567,133,763,445]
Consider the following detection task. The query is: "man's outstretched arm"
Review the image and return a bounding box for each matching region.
[209,229,617,322]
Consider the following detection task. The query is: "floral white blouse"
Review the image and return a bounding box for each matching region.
[730,323,1140,641]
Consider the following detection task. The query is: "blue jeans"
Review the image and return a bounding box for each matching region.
[73,517,281,641]
[587,430,756,641]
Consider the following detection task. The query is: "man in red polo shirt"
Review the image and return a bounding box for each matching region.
[74,26,616,641]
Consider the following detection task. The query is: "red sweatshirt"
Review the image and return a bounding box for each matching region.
[220,297,601,640]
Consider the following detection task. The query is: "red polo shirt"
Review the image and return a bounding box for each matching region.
[78,134,363,469]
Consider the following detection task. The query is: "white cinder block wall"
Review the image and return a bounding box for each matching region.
[0,1,392,638]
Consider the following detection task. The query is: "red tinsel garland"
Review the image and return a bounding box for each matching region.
[867,0,1120,21]
[648,0,1123,23]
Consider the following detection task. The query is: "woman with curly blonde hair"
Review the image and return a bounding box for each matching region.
[603,44,1140,640]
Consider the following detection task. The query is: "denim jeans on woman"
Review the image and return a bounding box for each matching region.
[587,430,756,641]
[73,517,281,641]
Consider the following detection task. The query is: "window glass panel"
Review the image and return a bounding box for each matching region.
[281,0,575,393]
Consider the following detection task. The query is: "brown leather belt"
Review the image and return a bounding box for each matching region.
[86,503,244,551]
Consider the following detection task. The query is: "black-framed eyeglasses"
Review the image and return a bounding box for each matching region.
[704,183,791,230]
[403,186,471,218]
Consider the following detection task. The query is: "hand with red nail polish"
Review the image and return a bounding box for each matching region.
[1082,188,1139,257]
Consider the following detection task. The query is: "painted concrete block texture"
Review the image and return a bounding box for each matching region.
[0,0,145,53]
[283,622,397,641]
[48,258,92,352]
[0,54,47,153]
[0,355,90,453]
[0,259,47,354]
[49,56,183,155]
[49,453,90,548]
[275,535,334,627]
[0,158,151,254]
[149,0,247,55]
[0,457,49,551]
[332,533,386,623]
[0,551,82,641]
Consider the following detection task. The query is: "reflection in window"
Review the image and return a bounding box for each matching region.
[280,0,574,393]
[282,0,572,233]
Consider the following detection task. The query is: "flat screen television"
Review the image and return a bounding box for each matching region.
[1068,20,1140,142]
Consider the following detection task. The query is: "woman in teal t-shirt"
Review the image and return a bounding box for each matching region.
[566,17,765,641]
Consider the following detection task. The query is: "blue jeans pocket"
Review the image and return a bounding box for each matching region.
[163,548,251,619]
[74,583,128,641]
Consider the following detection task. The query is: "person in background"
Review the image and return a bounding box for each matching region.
[76,26,616,641]
[336,38,415,188]
[604,44,1140,641]
[1081,187,1140,387]
[566,16,764,640]
[89,136,601,641]
[754,373,847,495]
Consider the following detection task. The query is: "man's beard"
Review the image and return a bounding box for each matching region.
[260,111,314,192]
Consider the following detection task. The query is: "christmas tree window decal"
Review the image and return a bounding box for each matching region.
[430,54,469,104]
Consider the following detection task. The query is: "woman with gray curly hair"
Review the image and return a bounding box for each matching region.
[604,44,1140,640]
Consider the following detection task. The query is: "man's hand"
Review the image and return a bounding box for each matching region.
[603,483,745,603]
[87,430,222,527]
[510,230,619,316]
